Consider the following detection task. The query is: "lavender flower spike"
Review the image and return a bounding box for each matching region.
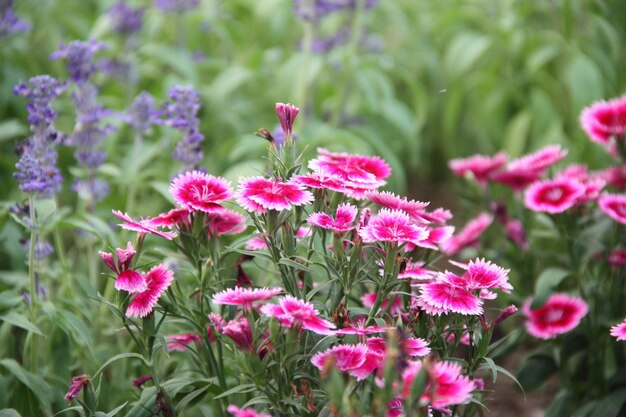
[153,0,200,13]
[50,40,107,84]
[122,92,160,136]
[0,2,31,38]
[108,1,144,36]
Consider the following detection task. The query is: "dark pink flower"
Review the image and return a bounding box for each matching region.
[65,374,90,402]
[366,336,430,358]
[206,209,247,238]
[366,191,429,219]
[599,193,626,224]
[222,317,254,351]
[292,170,347,192]
[608,249,626,266]
[418,280,483,315]
[246,235,268,250]
[308,203,358,233]
[491,145,568,191]
[580,95,626,145]
[448,152,507,186]
[524,178,585,213]
[227,405,273,417]
[440,212,493,254]
[358,209,429,245]
[610,319,626,341]
[260,295,336,335]
[311,344,369,379]
[170,170,233,213]
[335,317,391,336]
[275,102,300,139]
[165,333,201,352]
[411,226,455,250]
[522,293,588,339]
[504,219,529,250]
[99,242,147,292]
[132,374,153,388]
[212,287,282,310]
[112,210,177,240]
[126,264,175,318]
[592,166,626,190]
[444,258,511,292]
[150,208,192,228]
[402,360,474,408]
[236,177,313,213]
[398,261,435,281]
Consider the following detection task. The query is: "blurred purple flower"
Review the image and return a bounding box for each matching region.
[294,0,378,21]
[13,76,65,198]
[21,239,54,259]
[108,0,144,36]
[0,2,31,37]
[153,0,200,13]
[50,40,107,84]
[122,92,160,135]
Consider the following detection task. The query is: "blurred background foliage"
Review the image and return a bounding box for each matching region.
[0,0,625,413]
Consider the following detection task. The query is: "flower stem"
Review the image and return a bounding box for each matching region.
[27,194,38,372]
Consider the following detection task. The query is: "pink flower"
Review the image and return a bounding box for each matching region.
[610,319,626,341]
[236,177,314,214]
[448,152,507,186]
[275,102,300,139]
[411,226,455,251]
[165,333,201,352]
[491,145,568,191]
[504,219,529,250]
[418,280,483,315]
[440,212,493,254]
[398,261,435,281]
[212,287,282,310]
[580,95,626,145]
[608,249,626,266]
[358,209,429,245]
[366,191,429,219]
[292,170,347,192]
[524,178,585,214]
[402,360,474,408]
[366,336,430,358]
[126,264,175,318]
[311,344,370,379]
[361,292,403,316]
[308,203,358,233]
[522,293,588,339]
[335,317,391,336]
[99,242,147,292]
[592,166,626,190]
[170,171,233,213]
[413,207,453,225]
[65,374,90,402]
[227,405,273,417]
[444,258,512,292]
[206,209,247,238]
[112,210,177,240]
[222,317,254,351]
[246,235,268,250]
[150,208,192,228]
[260,295,336,335]
[599,193,626,224]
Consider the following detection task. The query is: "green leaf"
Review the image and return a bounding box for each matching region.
[93,353,148,379]
[278,258,314,274]
[590,388,626,417]
[565,53,604,113]
[214,383,257,399]
[532,267,570,309]
[0,120,26,142]
[0,359,52,416]
[0,409,22,417]
[106,402,128,417]
[0,312,43,336]
[516,353,557,391]
[545,390,576,417]
[444,32,491,76]
[57,311,94,357]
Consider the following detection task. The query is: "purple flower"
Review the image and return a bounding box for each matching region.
[108,1,144,36]
[50,40,107,84]
[0,4,31,38]
[294,0,378,21]
[122,92,160,135]
[153,0,200,13]
[21,239,54,259]
[13,76,65,198]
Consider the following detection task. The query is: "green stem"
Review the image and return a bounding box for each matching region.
[27,194,38,372]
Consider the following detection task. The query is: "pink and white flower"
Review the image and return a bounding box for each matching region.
[418,279,483,316]
[524,178,586,214]
[358,209,429,245]
[165,333,201,352]
[491,145,568,191]
[522,293,588,339]
[206,209,247,238]
[448,152,507,186]
[99,242,147,292]
[227,405,273,417]
[260,295,336,335]
[126,264,175,318]
[275,102,300,139]
[402,360,474,408]
[311,344,370,379]
[307,203,358,233]
[292,170,347,192]
[580,95,626,145]
[236,177,314,214]
[599,193,626,224]
[212,287,282,311]
[150,208,192,229]
[170,170,233,213]
[112,210,177,240]
[610,319,626,341]
[366,191,429,219]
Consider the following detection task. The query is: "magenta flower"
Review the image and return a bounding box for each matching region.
[212,287,283,310]
[409,225,455,251]
[126,264,174,318]
[366,336,430,358]
[311,344,370,379]
[206,209,247,238]
[610,319,626,341]
[415,207,453,225]
[448,152,507,186]
[260,295,336,335]
[65,374,90,402]
[366,191,429,219]
[398,261,435,281]
[491,145,568,191]
[358,208,429,245]
[361,292,403,316]
[418,280,483,315]
[165,333,201,352]
[275,102,300,139]
[99,242,147,292]
[335,317,391,336]
[246,235,268,250]
[599,193,626,224]
[292,170,347,192]
[608,249,626,266]
[112,210,177,240]
[524,178,585,214]
[580,95,626,145]
[443,258,512,292]
[308,203,358,233]
[222,317,254,351]
[227,405,273,417]
[170,170,233,213]
[402,361,474,409]
[150,208,192,228]
[236,177,314,214]
[522,293,588,339]
[440,212,493,254]
[593,166,626,190]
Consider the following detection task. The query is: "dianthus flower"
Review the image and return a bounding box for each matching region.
[236,177,313,213]
[99,242,146,292]
[311,344,370,379]
[440,212,493,254]
[308,203,358,233]
[366,191,429,219]
[226,405,273,417]
[65,374,90,403]
[417,279,483,316]
[150,208,192,229]
[165,333,201,352]
[212,287,282,311]
[170,170,233,212]
[206,209,247,238]
[126,264,175,318]
[491,145,568,191]
[209,314,254,351]
[358,208,429,245]
[275,102,299,139]
[292,169,347,192]
[442,258,512,292]
[598,193,626,224]
[260,295,335,335]
[402,360,474,409]
[398,261,436,281]
[522,293,588,339]
[366,336,430,358]
[610,320,626,341]
[524,178,586,214]
[580,95,626,147]
[608,249,626,266]
[448,152,507,186]
[112,210,177,240]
